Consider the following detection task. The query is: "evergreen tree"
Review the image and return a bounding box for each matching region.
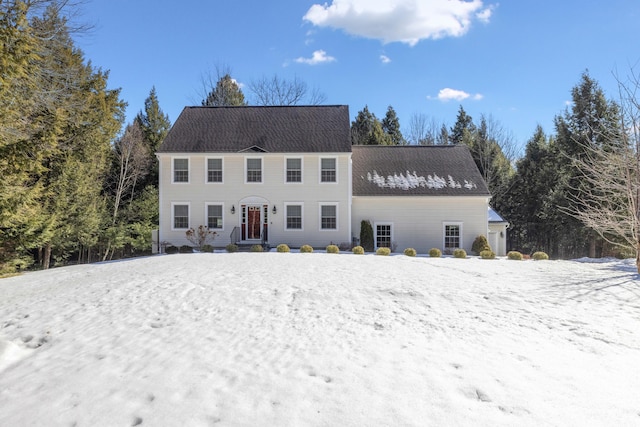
[381,105,404,145]
[135,86,171,188]
[449,105,475,144]
[202,74,246,106]
[351,106,391,145]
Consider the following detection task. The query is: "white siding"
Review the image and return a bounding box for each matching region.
[352,196,489,254]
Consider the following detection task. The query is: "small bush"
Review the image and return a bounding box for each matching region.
[300,245,314,253]
[472,235,491,255]
[250,244,263,252]
[165,245,178,254]
[326,244,340,254]
[276,244,290,253]
[376,247,391,256]
[404,248,417,257]
[480,249,496,259]
[225,243,238,253]
[201,244,214,253]
[352,245,365,255]
[179,245,193,253]
[429,248,442,258]
[532,251,549,261]
[453,248,467,258]
[507,251,523,260]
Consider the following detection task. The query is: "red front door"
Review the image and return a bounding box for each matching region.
[247,206,261,239]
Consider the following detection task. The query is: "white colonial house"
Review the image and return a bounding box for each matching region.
[156,105,506,255]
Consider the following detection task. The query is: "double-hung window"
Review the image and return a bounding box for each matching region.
[172,203,189,229]
[320,204,337,230]
[206,204,223,229]
[173,158,189,183]
[320,158,336,183]
[376,224,392,248]
[207,158,223,183]
[286,158,302,183]
[246,158,262,183]
[286,204,303,230]
[444,223,462,250]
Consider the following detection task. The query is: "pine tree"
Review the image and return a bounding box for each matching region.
[351,106,391,145]
[135,86,171,188]
[202,74,246,106]
[449,105,475,144]
[381,106,404,145]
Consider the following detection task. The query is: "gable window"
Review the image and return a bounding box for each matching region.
[172,203,189,230]
[207,158,223,183]
[320,158,336,183]
[206,204,223,229]
[320,204,337,230]
[444,223,462,250]
[286,204,303,230]
[286,158,302,183]
[173,158,189,183]
[246,158,262,183]
[376,223,392,248]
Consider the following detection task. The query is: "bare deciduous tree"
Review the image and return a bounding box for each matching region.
[406,113,446,145]
[248,74,326,106]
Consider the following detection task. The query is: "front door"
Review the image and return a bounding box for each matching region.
[247,206,261,240]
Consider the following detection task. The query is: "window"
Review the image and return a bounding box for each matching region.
[173,158,189,183]
[286,204,302,230]
[376,224,392,248]
[246,158,262,183]
[444,223,462,250]
[206,204,223,229]
[207,158,223,183]
[172,204,189,229]
[320,158,336,183]
[286,158,302,183]
[320,204,337,230]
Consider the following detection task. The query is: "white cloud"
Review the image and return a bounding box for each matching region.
[295,50,337,65]
[303,0,495,46]
[433,88,483,102]
[380,54,391,64]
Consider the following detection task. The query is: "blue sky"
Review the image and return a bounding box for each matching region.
[76,0,640,153]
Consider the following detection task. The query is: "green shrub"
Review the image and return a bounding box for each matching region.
[429,248,442,258]
[480,249,496,259]
[532,251,549,261]
[360,220,374,252]
[472,235,491,255]
[179,245,193,253]
[453,248,467,258]
[404,248,417,257]
[276,244,290,253]
[225,243,238,253]
[352,245,365,255]
[376,247,391,256]
[300,245,314,253]
[201,244,214,253]
[326,244,340,254]
[165,245,178,254]
[507,251,523,260]
[250,244,263,252]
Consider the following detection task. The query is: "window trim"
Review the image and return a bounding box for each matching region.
[319,157,338,184]
[172,157,190,184]
[245,156,263,184]
[284,202,304,231]
[171,202,190,231]
[205,157,224,184]
[204,202,225,231]
[319,203,339,231]
[443,222,463,251]
[284,156,303,184]
[374,222,393,249]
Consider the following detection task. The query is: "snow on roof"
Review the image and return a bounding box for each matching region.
[367,171,477,191]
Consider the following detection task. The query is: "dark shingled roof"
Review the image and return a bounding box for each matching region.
[158,105,351,153]
[352,145,491,197]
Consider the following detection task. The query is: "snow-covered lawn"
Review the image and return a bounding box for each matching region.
[0,253,639,426]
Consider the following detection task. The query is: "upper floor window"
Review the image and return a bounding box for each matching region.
[286,158,302,183]
[246,158,262,183]
[320,158,336,183]
[207,158,223,183]
[173,158,189,183]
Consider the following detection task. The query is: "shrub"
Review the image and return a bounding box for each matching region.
[201,244,214,253]
[453,248,467,258]
[179,245,193,253]
[300,245,314,253]
[376,247,391,256]
[326,244,340,254]
[352,245,365,255]
[276,244,290,253]
[480,249,496,259]
[404,248,417,257]
[225,243,238,253]
[532,251,549,260]
[165,245,178,254]
[185,225,217,251]
[360,220,374,252]
[250,244,263,252]
[472,235,491,255]
[507,251,523,260]
[429,248,442,258]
